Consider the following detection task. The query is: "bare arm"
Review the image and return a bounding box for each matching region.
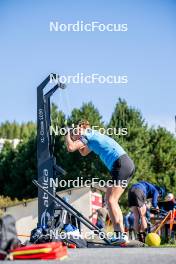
[65,133,85,152]
[78,145,91,156]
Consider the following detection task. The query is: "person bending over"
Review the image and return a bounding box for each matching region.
[128,181,165,242]
[65,120,135,244]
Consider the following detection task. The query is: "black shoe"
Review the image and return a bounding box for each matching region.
[137,232,146,243]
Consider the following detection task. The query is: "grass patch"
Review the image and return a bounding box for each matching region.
[160,244,176,248]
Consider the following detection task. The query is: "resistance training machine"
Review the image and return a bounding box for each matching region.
[32,74,110,245]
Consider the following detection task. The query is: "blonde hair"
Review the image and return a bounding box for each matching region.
[78,120,90,129]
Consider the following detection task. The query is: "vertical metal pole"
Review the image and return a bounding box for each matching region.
[37,76,56,227]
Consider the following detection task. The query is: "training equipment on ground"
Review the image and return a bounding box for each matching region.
[0,215,20,255]
[33,180,110,245]
[145,233,161,247]
[11,242,67,260]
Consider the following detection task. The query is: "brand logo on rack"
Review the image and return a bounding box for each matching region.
[42,169,49,207]
[38,109,45,143]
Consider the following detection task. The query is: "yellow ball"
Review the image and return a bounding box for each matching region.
[145,233,161,247]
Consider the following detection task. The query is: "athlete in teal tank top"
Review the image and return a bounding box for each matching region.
[81,129,126,171]
[65,120,135,245]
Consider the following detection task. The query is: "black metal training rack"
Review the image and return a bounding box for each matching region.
[35,74,110,245]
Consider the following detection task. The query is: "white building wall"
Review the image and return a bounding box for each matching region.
[4,187,93,241]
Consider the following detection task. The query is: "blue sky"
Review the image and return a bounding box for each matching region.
[0,0,175,133]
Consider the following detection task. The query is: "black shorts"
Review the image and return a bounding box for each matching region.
[110,154,135,188]
[128,187,146,208]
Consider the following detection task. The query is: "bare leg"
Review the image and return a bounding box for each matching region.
[106,186,125,232]
[138,205,147,232]
[131,206,140,233]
